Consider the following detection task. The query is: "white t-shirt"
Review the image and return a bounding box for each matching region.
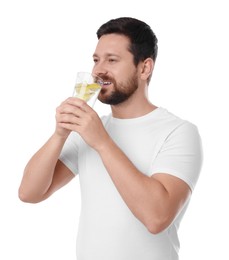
[59,107,203,260]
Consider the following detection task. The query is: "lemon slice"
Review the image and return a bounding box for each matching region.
[74,83,101,101]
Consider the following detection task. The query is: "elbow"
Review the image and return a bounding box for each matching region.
[145,216,170,235]
[146,223,166,235]
[18,187,42,204]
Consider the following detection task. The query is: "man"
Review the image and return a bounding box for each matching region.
[19,17,203,260]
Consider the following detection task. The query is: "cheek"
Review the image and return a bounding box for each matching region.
[112,70,127,87]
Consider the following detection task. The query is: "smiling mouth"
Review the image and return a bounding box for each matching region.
[102,81,112,87]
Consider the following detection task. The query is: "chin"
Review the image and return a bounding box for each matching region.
[98,90,110,102]
[98,97,110,105]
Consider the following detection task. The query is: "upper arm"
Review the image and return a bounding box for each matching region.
[146,173,191,233]
[152,173,191,215]
[144,122,202,232]
[151,122,203,191]
[42,160,75,200]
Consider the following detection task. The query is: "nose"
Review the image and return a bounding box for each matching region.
[92,61,108,78]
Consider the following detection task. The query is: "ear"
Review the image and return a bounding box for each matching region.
[140,58,155,81]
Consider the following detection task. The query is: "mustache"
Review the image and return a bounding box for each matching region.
[100,75,114,82]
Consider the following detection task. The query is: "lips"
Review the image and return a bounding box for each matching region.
[98,76,113,88]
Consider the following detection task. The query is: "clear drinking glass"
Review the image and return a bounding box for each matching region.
[72,72,103,107]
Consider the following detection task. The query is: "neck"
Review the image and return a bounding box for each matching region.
[110,91,157,119]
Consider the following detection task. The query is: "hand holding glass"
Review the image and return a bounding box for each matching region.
[72,72,103,107]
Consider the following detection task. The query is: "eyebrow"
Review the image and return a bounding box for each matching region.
[93,53,121,59]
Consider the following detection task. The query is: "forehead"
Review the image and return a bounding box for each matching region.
[93,34,131,57]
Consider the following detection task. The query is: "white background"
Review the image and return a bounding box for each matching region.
[0,0,228,259]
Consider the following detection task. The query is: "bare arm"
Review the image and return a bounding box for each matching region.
[19,98,77,203]
[18,134,75,203]
[59,98,191,234]
[97,139,191,234]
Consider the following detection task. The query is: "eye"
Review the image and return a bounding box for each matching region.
[108,58,116,63]
[93,58,99,63]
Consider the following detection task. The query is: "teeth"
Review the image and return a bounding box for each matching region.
[104,81,111,85]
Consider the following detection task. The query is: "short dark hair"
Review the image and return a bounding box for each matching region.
[96,17,158,66]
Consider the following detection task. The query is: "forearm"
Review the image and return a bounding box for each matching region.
[97,138,170,232]
[19,133,68,202]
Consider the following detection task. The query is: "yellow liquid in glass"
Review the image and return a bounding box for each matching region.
[74,83,101,101]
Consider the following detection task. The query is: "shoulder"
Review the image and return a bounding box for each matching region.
[149,108,201,145]
[151,109,203,191]
[155,108,203,166]
[157,107,201,136]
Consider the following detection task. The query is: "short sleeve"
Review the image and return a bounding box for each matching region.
[151,122,203,191]
[59,131,81,175]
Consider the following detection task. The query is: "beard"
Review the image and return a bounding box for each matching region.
[98,73,138,105]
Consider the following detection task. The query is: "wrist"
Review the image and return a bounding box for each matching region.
[96,136,116,155]
[52,131,70,143]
